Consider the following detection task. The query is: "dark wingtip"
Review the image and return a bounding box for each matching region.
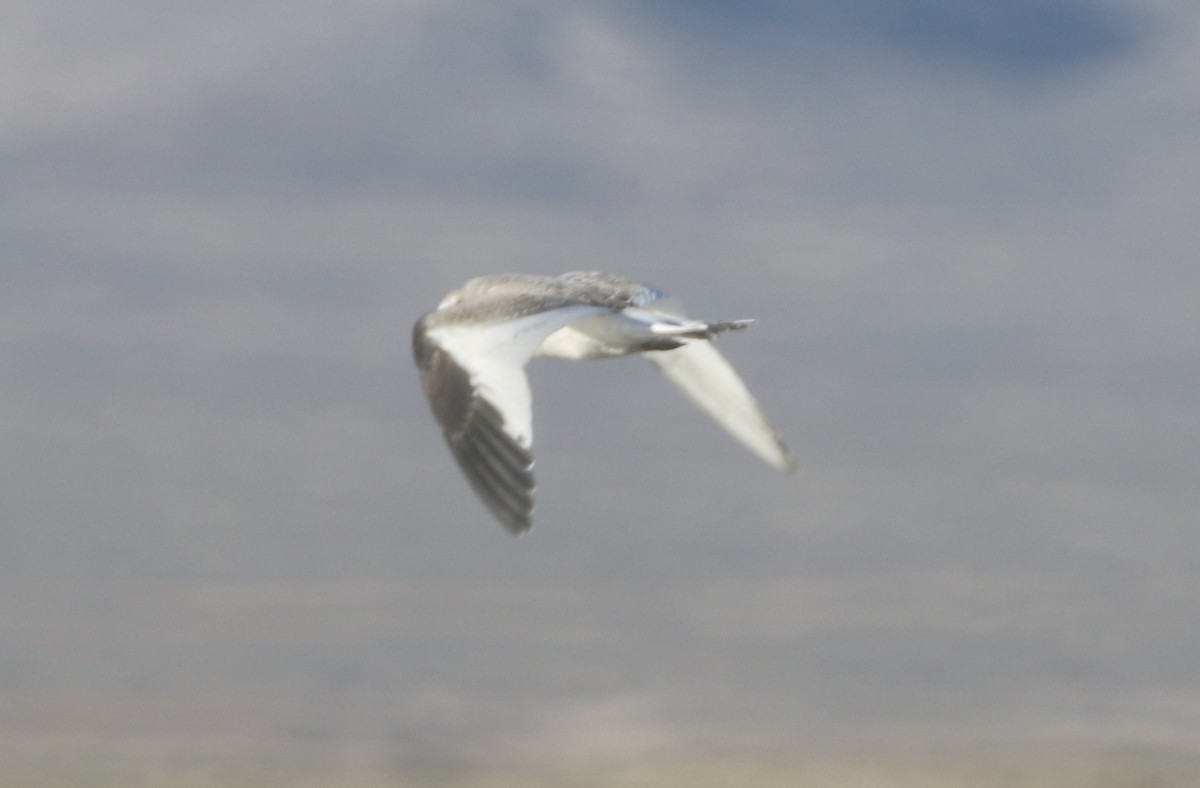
[503,518,534,536]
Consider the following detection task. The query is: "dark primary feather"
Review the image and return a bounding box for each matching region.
[413,319,535,534]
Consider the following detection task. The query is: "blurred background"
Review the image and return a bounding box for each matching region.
[3,1,1199,785]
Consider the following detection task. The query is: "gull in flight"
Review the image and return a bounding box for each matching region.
[413,271,797,534]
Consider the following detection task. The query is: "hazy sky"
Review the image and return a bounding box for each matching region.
[3,0,1199,777]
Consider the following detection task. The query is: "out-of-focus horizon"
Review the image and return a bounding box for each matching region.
[3,0,1199,783]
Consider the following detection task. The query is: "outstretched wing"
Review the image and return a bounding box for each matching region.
[413,306,602,533]
[647,339,797,473]
[639,295,797,474]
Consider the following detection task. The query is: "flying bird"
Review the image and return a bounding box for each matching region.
[413,271,797,534]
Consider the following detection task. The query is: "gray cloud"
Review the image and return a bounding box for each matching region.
[608,0,1147,91]
[3,0,1200,780]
